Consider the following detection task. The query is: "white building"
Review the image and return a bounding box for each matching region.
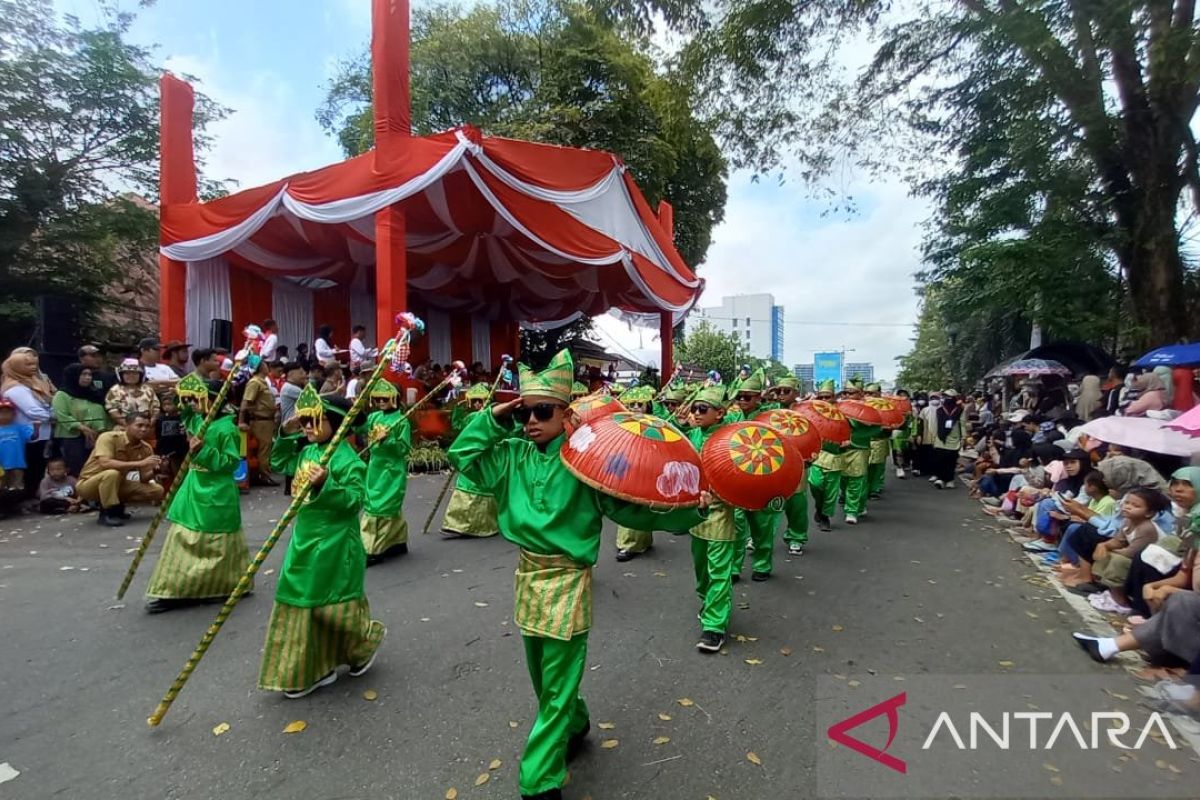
[687,293,784,362]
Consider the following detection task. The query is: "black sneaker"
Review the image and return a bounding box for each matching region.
[145,598,184,614]
[696,630,725,653]
[566,719,591,762]
[731,572,741,583]
[818,517,832,532]
[116,504,133,520]
[751,571,770,582]
[99,509,125,527]
[384,542,408,558]
[615,549,635,562]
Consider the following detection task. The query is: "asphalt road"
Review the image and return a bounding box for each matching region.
[2,473,1199,800]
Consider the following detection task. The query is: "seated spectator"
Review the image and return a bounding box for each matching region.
[1023,449,1090,552]
[1119,467,1200,621]
[52,364,111,476]
[1123,372,1168,416]
[37,457,79,514]
[105,359,160,428]
[76,413,165,526]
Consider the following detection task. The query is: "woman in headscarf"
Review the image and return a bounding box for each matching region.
[51,364,111,475]
[2,347,56,495]
[1123,372,1168,416]
[1074,375,1103,422]
[1117,467,1200,625]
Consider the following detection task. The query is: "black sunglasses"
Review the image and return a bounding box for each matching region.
[736,394,758,402]
[513,403,564,424]
[691,403,714,415]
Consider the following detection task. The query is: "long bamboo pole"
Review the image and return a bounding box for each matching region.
[115,342,254,601]
[147,325,421,728]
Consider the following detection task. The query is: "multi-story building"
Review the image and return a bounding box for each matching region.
[793,363,814,391]
[687,293,784,362]
[844,362,875,384]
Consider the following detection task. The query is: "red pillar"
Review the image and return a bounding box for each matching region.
[158,75,197,343]
[372,0,412,347]
[656,200,676,387]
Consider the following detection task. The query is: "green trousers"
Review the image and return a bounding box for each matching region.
[691,536,735,633]
[867,462,887,497]
[840,449,869,516]
[808,464,841,520]
[615,526,653,553]
[783,490,809,545]
[519,632,591,796]
[734,508,782,575]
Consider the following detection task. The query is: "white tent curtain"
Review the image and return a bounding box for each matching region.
[471,315,491,367]
[186,258,232,349]
[425,308,451,365]
[271,280,314,359]
[349,266,376,349]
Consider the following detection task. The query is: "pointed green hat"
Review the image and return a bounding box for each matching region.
[571,381,589,398]
[737,368,767,394]
[693,383,729,408]
[817,379,837,393]
[621,385,655,405]
[369,379,399,399]
[519,349,573,403]
[295,383,349,419]
[663,383,688,402]
[465,382,491,401]
[865,382,882,393]
[775,375,800,390]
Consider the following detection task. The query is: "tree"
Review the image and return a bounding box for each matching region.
[518,317,595,370]
[895,291,954,392]
[604,0,1200,344]
[0,0,225,351]
[675,320,744,381]
[317,0,727,269]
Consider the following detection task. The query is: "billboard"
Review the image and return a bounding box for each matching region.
[814,351,843,389]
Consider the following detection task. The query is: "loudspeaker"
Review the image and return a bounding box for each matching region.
[210,318,233,351]
[36,295,81,356]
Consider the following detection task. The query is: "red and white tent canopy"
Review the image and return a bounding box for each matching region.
[161,127,702,327]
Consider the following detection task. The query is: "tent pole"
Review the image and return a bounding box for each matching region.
[656,200,677,388]
[158,75,197,344]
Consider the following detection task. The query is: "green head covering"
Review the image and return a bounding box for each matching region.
[1171,467,1200,495]
[176,373,209,402]
[663,383,688,402]
[693,384,729,408]
[571,381,589,398]
[817,379,836,393]
[845,378,864,391]
[775,375,800,390]
[295,384,348,420]
[369,379,398,399]
[519,349,573,403]
[865,382,882,393]
[622,385,655,405]
[465,383,491,401]
[737,368,767,394]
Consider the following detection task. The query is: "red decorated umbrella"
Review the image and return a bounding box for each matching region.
[700,422,806,511]
[838,399,884,426]
[885,395,912,415]
[793,400,851,445]
[863,398,905,428]
[566,392,625,435]
[754,409,822,461]
[561,411,701,509]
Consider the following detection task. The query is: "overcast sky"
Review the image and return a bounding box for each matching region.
[67,0,924,380]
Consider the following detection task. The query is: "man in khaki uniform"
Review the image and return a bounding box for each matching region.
[78,413,164,526]
[240,361,278,486]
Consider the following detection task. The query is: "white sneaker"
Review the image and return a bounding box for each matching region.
[284,670,337,699]
[895,468,907,479]
[845,515,858,525]
[928,475,938,483]
[787,542,804,556]
[933,479,945,489]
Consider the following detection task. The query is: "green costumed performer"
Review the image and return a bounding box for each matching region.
[654,381,688,422]
[257,385,384,699]
[836,378,876,525]
[774,375,810,556]
[571,381,589,401]
[448,350,700,800]
[864,383,890,499]
[685,383,739,653]
[728,369,782,581]
[808,380,843,532]
[442,383,500,537]
[890,389,914,479]
[144,375,250,613]
[360,380,412,564]
[613,385,657,562]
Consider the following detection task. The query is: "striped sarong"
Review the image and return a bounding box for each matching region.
[513,550,592,641]
[257,598,384,691]
[145,523,250,600]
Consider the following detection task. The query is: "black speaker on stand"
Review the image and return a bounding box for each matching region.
[210,319,233,351]
[35,295,81,385]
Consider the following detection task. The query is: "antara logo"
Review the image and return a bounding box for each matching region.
[827,692,907,774]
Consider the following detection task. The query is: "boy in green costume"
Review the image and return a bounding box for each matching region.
[144,375,250,613]
[449,350,701,800]
[772,375,809,555]
[443,382,500,537]
[727,369,782,581]
[838,379,878,525]
[864,382,890,499]
[654,381,688,422]
[257,386,384,699]
[360,380,412,565]
[613,384,657,562]
[808,380,843,532]
[890,388,914,479]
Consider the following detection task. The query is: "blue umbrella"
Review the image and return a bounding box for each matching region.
[1133,343,1200,368]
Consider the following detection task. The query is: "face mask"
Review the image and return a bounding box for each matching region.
[929,400,941,408]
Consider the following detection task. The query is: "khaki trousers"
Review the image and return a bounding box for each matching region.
[77,470,165,509]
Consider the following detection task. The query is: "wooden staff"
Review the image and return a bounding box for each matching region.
[667,380,711,426]
[653,364,682,402]
[147,327,417,728]
[420,357,511,535]
[115,344,254,601]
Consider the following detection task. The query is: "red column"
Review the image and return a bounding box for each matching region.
[372,0,412,347]
[158,75,198,343]
[656,200,676,387]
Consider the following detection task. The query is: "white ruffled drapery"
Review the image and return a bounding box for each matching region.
[186,258,232,349]
[271,280,314,359]
[425,308,451,365]
[471,315,491,367]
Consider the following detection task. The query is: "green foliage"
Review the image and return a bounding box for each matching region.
[407,442,450,472]
[519,317,595,370]
[317,0,727,268]
[0,0,226,350]
[676,320,745,381]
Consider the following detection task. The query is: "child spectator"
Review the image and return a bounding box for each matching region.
[0,398,34,494]
[155,394,189,485]
[37,457,79,514]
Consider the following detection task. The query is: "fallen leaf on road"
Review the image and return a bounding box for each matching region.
[658,712,672,721]
[1043,763,1059,773]
[737,602,751,610]
[746,636,759,642]
[598,722,616,730]
[1026,611,1039,619]
[678,698,694,707]
[421,617,431,622]
[212,722,230,736]
[832,625,844,632]
[59,566,74,571]
[1155,759,1169,769]
[452,568,463,573]
[747,752,762,766]
[735,634,748,642]
[812,646,825,653]
[263,568,275,576]
[1104,689,1130,701]
[744,658,763,666]
[1168,764,1182,774]
[474,601,489,608]
[913,617,925,624]
[509,721,520,729]
[654,571,667,577]
[997,660,1014,668]
[927,579,936,584]
[362,690,378,701]
[489,759,502,770]
[1049,775,1063,786]
[445,789,458,800]
[282,720,307,734]
[474,773,489,786]
[779,647,793,657]
[601,739,619,749]
[953,684,967,690]
[654,736,671,745]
